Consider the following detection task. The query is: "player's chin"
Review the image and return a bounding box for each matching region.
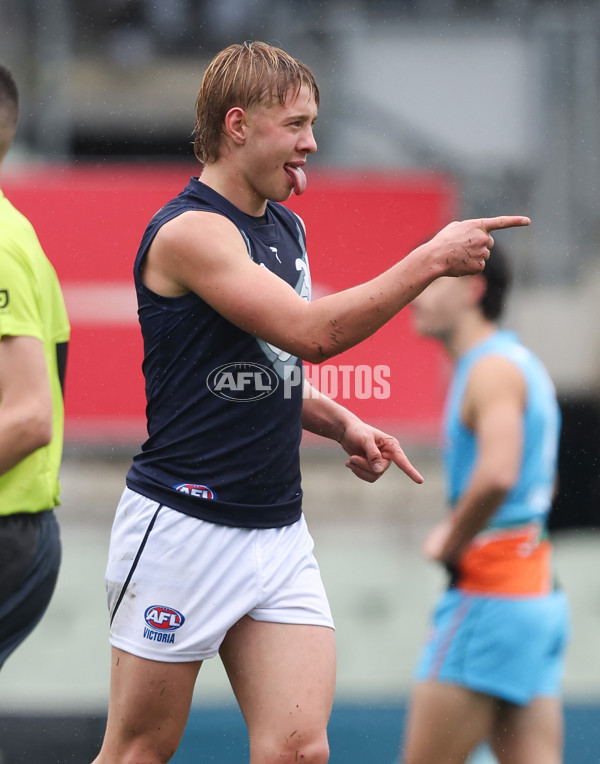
[271,173,296,202]
[413,317,437,337]
[411,318,428,336]
[272,183,295,202]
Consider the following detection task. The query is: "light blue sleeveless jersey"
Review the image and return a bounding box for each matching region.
[444,330,561,528]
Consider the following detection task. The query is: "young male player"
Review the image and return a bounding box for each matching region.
[402,248,570,764]
[93,42,531,763]
[0,65,70,670]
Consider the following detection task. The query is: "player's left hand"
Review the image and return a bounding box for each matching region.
[339,424,424,484]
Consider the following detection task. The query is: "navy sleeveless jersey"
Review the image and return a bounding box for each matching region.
[126,178,311,528]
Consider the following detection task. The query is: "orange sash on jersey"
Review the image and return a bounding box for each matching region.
[456,524,552,596]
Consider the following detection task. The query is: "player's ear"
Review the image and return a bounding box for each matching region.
[223,107,247,146]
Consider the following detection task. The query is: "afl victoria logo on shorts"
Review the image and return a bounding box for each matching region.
[207,362,279,401]
[143,605,185,644]
[0,290,9,309]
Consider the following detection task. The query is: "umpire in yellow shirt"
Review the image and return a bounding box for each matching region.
[0,64,70,668]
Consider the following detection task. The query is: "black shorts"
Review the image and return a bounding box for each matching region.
[0,510,61,668]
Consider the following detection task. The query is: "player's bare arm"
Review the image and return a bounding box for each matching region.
[144,211,530,364]
[301,381,424,484]
[0,335,53,475]
[425,356,526,564]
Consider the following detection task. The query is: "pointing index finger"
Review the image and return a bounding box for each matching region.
[391,449,424,485]
[480,215,531,232]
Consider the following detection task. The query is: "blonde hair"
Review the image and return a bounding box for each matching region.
[193,41,319,164]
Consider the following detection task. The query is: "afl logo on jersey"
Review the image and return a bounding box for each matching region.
[207,362,279,402]
[144,605,185,631]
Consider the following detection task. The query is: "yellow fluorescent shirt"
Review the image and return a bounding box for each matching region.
[0,189,70,515]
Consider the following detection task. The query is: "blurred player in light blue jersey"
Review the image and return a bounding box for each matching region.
[402,247,570,764]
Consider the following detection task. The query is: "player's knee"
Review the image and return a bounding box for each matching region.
[296,739,330,764]
[109,750,174,764]
[94,738,178,764]
[253,735,330,764]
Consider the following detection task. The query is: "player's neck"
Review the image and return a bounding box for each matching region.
[450,315,496,359]
[199,163,267,217]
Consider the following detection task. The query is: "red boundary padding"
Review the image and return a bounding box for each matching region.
[2,163,454,444]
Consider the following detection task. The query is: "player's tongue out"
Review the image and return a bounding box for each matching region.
[284,164,307,196]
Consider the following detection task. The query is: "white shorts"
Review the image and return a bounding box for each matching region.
[105,487,334,662]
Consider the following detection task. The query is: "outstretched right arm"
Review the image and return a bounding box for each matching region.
[144,212,530,364]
